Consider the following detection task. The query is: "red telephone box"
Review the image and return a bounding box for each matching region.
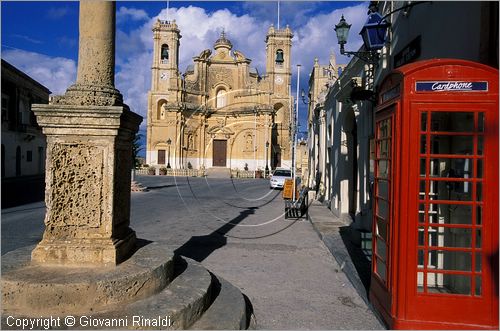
[371,59,498,329]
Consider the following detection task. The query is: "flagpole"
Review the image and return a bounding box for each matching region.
[277,1,280,29]
[166,0,170,21]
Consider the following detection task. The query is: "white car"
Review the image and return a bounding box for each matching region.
[269,168,292,189]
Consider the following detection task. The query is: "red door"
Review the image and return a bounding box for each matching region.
[405,103,498,327]
[212,140,227,167]
[158,149,166,165]
[371,105,396,324]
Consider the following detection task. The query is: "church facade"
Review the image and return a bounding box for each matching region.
[146,20,294,171]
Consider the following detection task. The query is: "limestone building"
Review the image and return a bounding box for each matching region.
[146,20,294,171]
[1,59,50,207]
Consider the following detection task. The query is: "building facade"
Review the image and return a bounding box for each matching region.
[146,20,294,171]
[308,0,498,231]
[1,59,51,207]
[308,1,498,328]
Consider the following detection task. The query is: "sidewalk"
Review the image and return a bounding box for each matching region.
[306,199,386,328]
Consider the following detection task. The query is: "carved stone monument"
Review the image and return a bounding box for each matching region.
[31,2,142,265]
[2,4,251,326]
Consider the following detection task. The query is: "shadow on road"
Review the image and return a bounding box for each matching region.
[146,184,180,190]
[174,207,257,262]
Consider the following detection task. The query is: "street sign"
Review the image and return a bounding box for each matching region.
[282,179,294,199]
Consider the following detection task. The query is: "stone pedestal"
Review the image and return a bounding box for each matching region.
[31,104,142,265]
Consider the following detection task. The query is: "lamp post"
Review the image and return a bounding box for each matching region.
[265,141,269,177]
[300,89,309,105]
[166,138,171,169]
[334,4,389,65]
[293,64,301,202]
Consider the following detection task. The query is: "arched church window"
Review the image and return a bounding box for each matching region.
[275,49,284,65]
[216,89,227,108]
[161,44,169,63]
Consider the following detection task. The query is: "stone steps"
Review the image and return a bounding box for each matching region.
[206,168,231,178]
[190,274,250,330]
[98,255,250,330]
[115,256,215,329]
[2,246,251,330]
[85,256,251,330]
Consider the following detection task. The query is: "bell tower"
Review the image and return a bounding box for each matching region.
[146,19,182,166]
[266,24,293,169]
[151,19,181,95]
[266,24,293,95]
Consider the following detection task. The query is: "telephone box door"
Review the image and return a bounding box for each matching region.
[407,102,498,327]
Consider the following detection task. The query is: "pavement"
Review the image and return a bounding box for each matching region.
[1,175,385,330]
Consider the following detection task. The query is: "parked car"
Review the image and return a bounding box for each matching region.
[269,168,292,189]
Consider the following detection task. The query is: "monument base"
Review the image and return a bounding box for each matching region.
[31,230,137,265]
[2,241,175,316]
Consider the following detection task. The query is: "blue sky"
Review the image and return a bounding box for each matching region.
[2,1,369,137]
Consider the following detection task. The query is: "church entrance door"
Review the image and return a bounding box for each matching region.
[212,139,227,167]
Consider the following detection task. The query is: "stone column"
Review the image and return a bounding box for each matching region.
[52,3,122,107]
[31,2,142,265]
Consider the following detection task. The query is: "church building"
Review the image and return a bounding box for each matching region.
[146,20,294,171]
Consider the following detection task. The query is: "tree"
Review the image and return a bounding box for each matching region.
[132,132,144,169]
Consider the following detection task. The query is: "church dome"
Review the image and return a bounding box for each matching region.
[214,30,233,50]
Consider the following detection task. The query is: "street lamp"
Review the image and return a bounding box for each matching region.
[166,138,172,169]
[300,89,309,105]
[334,3,389,65]
[265,141,269,177]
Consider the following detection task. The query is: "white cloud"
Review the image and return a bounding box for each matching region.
[294,3,367,69]
[13,34,43,44]
[117,6,149,23]
[46,7,70,19]
[2,49,76,95]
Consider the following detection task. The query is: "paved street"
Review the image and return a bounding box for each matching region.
[2,175,384,330]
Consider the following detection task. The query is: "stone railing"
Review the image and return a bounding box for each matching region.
[135,169,150,175]
[165,169,205,177]
[135,168,206,177]
[231,170,258,178]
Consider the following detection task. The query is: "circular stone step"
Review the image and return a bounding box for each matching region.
[2,241,175,316]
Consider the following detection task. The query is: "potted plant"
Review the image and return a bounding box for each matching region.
[159,167,168,175]
[147,166,156,175]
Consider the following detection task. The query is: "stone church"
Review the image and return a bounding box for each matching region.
[146,19,294,171]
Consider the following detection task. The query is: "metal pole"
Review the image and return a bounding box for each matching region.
[293,64,301,201]
[277,0,280,30]
[166,0,170,21]
[254,110,257,178]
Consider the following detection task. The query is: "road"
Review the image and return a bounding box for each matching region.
[1,175,383,330]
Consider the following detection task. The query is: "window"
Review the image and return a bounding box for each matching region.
[161,44,169,63]
[275,49,284,65]
[26,150,32,162]
[1,94,9,121]
[417,111,484,296]
[216,89,227,108]
[16,146,21,176]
